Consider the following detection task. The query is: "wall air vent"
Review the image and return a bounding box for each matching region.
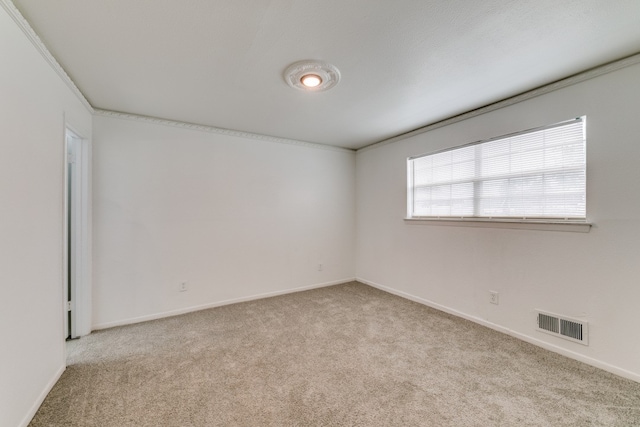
[536,310,588,346]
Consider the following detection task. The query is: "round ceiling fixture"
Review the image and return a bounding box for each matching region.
[301,74,322,88]
[284,60,340,92]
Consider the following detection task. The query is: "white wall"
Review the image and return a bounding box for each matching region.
[356,62,640,381]
[2,3,637,424]
[92,115,355,328]
[0,5,92,427]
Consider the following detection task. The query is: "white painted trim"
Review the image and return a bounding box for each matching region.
[93,278,356,330]
[0,0,93,113]
[62,123,70,342]
[358,52,640,153]
[75,134,92,337]
[404,218,592,233]
[64,125,92,338]
[94,109,355,154]
[357,277,640,384]
[17,365,65,427]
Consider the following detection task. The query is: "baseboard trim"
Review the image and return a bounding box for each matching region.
[357,277,640,384]
[93,278,356,330]
[18,364,65,427]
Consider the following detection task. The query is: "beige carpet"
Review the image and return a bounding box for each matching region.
[30,282,640,426]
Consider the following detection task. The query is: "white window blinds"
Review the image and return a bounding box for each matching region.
[408,117,586,220]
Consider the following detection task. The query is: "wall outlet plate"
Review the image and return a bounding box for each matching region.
[489,291,499,305]
[179,282,188,292]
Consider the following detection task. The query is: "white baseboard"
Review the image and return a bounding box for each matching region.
[18,364,65,427]
[357,277,640,384]
[93,278,356,330]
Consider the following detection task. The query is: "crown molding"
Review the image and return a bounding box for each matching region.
[94,109,355,153]
[359,52,640,153]
[1,0,93,113]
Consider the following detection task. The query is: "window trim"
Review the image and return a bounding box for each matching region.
[407,117,588,224]
[403,217,591,233]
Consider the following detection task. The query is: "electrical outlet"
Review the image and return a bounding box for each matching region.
[318,263,323,271]
[489,291,499,305]
[179,282,188,292]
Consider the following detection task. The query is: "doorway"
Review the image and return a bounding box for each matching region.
[64,127,91,341]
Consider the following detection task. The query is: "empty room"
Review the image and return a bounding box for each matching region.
[2,1,640,426]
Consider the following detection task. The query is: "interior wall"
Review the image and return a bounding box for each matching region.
[0,5,92,427]
[356,62,640,381]
[92,115,356,328]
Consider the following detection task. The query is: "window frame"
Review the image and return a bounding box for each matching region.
[406,118,591,232]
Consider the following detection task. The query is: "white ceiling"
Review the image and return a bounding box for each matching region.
[12,0,640,149]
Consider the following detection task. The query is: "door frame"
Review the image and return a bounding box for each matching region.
[63,124,92,342]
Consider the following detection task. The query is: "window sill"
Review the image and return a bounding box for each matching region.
[404,218,592,233]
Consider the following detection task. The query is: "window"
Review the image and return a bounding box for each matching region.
[407,117,586,221]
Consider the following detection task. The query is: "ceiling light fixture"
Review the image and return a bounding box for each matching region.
[301,74,322,88]
[284,60,340,92]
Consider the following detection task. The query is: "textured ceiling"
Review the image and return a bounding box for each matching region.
[11,0,640,149]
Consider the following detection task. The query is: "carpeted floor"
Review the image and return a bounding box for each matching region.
[30,282,640,426]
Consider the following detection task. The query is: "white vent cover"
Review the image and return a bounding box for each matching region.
[535,310,588,346]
